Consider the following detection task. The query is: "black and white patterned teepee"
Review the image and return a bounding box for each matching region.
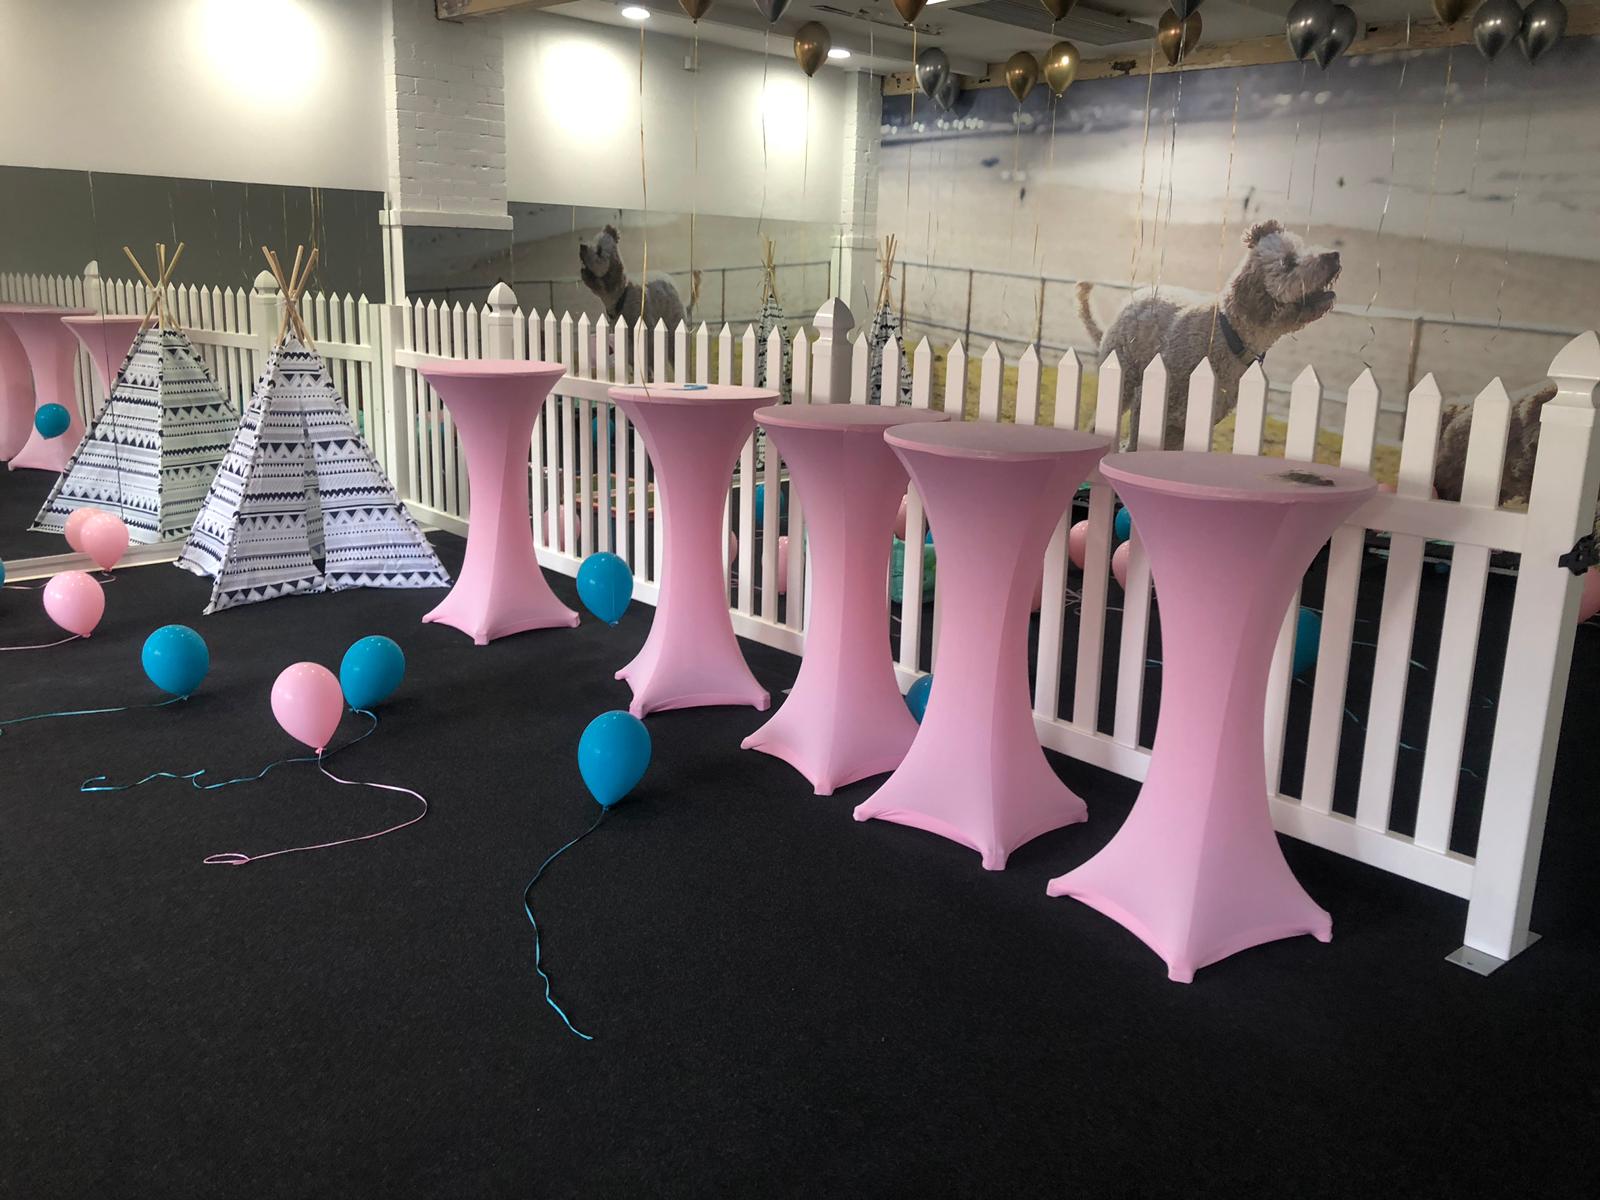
[177,331,449,613]
[867,235,913,407]
[33,326,237,542]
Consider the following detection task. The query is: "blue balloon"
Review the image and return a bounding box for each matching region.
[0,557,7,588]
[35,403,71,439]
[1292,607,1321,677]
[578,710,652,808]
[905,674,932,723]
[340,635,406,710]
[1113,506,1132,545]
[754,482,789,519]
[141,625,210,697]
[576,552,633,625]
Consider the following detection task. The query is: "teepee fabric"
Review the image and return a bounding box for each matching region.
[33,326,237,543]
[178,333,448,613]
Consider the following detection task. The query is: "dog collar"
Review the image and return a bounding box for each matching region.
[1217,311,1264,365]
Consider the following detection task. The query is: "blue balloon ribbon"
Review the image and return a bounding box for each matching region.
[1,694,187,738]
[522,806,607,1041]
[81,709,379,793]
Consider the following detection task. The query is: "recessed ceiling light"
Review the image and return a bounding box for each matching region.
[827,47,851,60]
[620,5,650,19]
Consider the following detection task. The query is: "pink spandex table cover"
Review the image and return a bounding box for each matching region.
[609,383,777,717]
[854,421,1112,868]
[742,403,950,794]
[61,314,147,403]
[0,304,92,471]
[416,358,579,644]
[0,318,33,461]
[1048,451,1376,982]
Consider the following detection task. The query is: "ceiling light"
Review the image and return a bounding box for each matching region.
[827,47,851,59]
[620,5,651,19]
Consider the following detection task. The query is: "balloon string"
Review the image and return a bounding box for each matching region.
[1489,88,1535,348]
[1,694,186,736]
[1360,17,1412,364]
[81,709,379,793]
[523,806,607,1041]
[1411,48,1454,313]
[1128,38,1158,283]
[1205,80,1243,361]
[0,634,82,652]
[1444,69,1491,343]
[203,752,427,867]
[1154,61,1185,292]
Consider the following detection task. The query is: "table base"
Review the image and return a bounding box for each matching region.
[423,581,579,646]
[741,707,915,797]
[1046,806,1332,983]
[854,748,1086,871]
[616,638,769,718]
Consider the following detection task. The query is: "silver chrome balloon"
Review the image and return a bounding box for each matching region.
[1169,0,1205,18]
[915,46,951,100]
[754,0,791,22]
[934,72,964,114]
[1519,0,1568,64]
[1285,0,1333,63]
[1472,0,1524,61]
[1313,3,1358,69]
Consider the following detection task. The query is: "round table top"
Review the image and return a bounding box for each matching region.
[755,402,949,433]
[415,356,565,382]
[60,314,146,329]
[0,304,93,318]
[609,383,777,407]
[885,420,1112,462]
[1100,451,1376,505]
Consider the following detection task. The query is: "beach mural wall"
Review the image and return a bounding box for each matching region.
[878,37,1600,439]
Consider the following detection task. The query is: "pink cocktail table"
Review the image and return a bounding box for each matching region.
[61,314,147,403]
[0,318,34,461]
[1048,452,1375,982]
[854,422,1112,868]
[0,304,92,471]
[609,383,777,717]
[742,403,950,793]
[416,358,579,644]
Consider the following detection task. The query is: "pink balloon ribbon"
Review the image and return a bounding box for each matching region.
[202,757,427,867]
[0,634,82,651]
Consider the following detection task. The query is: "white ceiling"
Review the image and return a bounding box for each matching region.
[545,0,1440,76]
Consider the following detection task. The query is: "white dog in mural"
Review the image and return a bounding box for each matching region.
[1077,219,1342,449]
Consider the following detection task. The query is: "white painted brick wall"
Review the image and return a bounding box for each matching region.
[835,72,882,312]
[382,0,507,221]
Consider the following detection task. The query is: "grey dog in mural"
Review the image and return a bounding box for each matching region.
[578,224,687,378]
[1078,219,1342,449]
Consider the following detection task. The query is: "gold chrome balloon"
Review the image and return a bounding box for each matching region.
[1157,8,1202,66]
[1004,51,1040,104]
[1044,41,1080,99]
[793,22,831,78]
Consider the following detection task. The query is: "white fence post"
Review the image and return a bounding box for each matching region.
[810,298,855,405]
[483,281,518,360]
[248,269,282,383]
[81,260,103,313]
[1459,331,1600,970]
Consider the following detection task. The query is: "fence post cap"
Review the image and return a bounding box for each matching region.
[1548,331,1600,400]
[82,260,100,277]
[487,280,517,311]
[253,269,280,294]
[814,297,854,335]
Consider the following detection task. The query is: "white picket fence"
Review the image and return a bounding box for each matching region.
[5,262,1598,975]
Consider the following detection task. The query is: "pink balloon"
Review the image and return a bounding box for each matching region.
[64,507,100,552]
[42,570,105,636]
[80,511,129,572]
[1068,520,1089,569]
[1111,541,1131,589]
[895,494,909,541]
[1578,568,1600,626]
[777,534,790,596]
[271,662,345,754]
